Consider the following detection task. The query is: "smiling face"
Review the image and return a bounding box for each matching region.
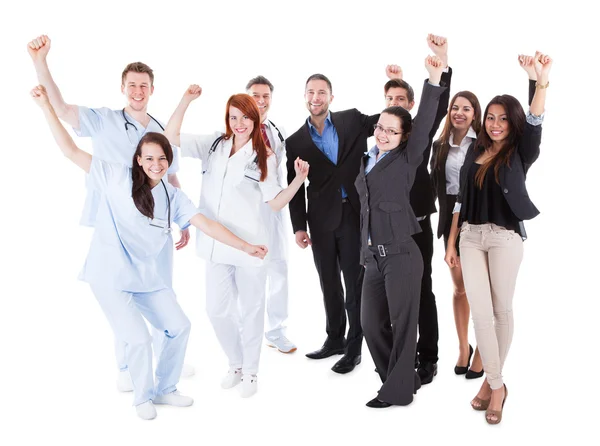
[228,105,255,139]
[305,79,333,118]
[450,96,476,132]
[374,112,403,152]
[136,142,168,186]
[385,87,414,110]
[248,84,271,122]
[121,71,154,112]
[485,104,510,144]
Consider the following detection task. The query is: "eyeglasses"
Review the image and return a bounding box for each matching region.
[373,124,401,136]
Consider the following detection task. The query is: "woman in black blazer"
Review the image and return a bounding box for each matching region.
[445,53,552,425]
[431,91,484,379]
[355,56,446,408]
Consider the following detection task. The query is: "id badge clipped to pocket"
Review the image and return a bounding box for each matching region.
[244,159,261,183]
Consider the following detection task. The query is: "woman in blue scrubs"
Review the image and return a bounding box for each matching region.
[31,85,267,420]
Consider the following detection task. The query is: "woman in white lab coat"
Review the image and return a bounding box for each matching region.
[165,86,309,398]
[31,85,267,420]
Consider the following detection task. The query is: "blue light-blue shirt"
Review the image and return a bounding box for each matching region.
[365,145,390,175]
[307,112,346,198]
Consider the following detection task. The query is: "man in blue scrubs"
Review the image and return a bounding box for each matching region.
[27,34,192,391]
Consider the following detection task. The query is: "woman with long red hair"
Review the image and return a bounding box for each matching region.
[165,87,309,398]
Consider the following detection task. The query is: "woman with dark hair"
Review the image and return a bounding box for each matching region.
[31,85,267,420]
[355,55,446,408]
[431,91,484,379]
[445,52,552,424]
[165,86,309,398]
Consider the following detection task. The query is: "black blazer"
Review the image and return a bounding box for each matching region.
[432,80,538,238]
[354,81,446,262]
[286,109,379,233]
[409,67,452,218]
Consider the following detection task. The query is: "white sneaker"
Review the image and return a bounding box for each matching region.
[266,335,297,353]
[221,368,242,389]
[117,370,133,392]
[136,401,157,420]
[153,390,194,407]
[239,374,258,398]
[181,364,196,378]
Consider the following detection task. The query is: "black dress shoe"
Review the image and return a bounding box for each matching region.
[366,397,392,408]
[454,344,474,375]
[417,362,438,385]
[331,354,361,374]
[465,368,484,379]
[305,345,344,360]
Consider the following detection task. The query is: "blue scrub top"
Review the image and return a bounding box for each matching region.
[78,159,198,293]
[75,107,180,227]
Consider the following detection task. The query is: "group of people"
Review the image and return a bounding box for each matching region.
[27,33,552,425]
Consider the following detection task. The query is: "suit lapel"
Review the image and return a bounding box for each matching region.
[301,121,337,167]
[330,112,345,165]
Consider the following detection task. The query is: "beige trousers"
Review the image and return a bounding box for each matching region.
[459,223,523,390]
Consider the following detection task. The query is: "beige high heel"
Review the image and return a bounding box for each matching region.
[470,396,490,411]
[485,384,508,425]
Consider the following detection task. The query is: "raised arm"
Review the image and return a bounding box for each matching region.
[530,51,551,117]
[164,84,202,146]
[426,34,451,139]
[31,85,91,173]
[518,54,537,105]
[189,213,268,259]
[268,157,309,212]
[405,56,445,166]
[27,35,80,130]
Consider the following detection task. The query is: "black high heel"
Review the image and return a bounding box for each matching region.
[454,344,473,375]
[466,368,484,379]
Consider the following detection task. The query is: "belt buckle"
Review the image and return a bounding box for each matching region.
[377,245,386,257]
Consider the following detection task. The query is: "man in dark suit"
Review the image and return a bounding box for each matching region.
[383,34,451,384]
[286,74,379,374]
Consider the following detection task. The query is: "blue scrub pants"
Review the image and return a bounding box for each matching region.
[90,283,191,406]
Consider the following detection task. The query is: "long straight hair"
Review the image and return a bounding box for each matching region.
[474,95,525,188]
[433,91,482,172]
[131,132,173,219]
[224,94,269,181]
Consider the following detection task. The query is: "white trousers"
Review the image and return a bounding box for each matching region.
[264,259,289,340]
[90,283,191,406]
[206,262,266,375]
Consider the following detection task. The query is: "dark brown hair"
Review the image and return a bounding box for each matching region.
[131,132,173,219]
[121,62,154,86]
[433,91,482,172]
[474,94,526,188]
[383,79,415,103]
[224,94,269,181]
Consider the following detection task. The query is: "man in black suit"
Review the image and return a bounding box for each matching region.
[383,34,451,384]
[286,74,379,374]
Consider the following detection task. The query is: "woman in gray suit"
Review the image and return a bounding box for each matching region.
[355,55,446,408]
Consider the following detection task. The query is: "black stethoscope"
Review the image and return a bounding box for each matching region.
[122,109,165,132]
[160,179,172,234]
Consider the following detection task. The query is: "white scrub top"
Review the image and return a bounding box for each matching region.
[180,133,282,267]
[78,158,198,293]
[75,107,180,227]
[259,119,290,261]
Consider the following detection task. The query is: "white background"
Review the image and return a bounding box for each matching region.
[1,0,596,444]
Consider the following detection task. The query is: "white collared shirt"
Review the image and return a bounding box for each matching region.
[445,127,477,195]
[180,133,282,267]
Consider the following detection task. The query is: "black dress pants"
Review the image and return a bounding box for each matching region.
[310,202,363,355]
[412,215,439,365]
[362,239,423,405]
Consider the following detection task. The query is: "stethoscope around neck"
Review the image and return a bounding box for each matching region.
[160,179,172,234]
[122,109,164,132]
